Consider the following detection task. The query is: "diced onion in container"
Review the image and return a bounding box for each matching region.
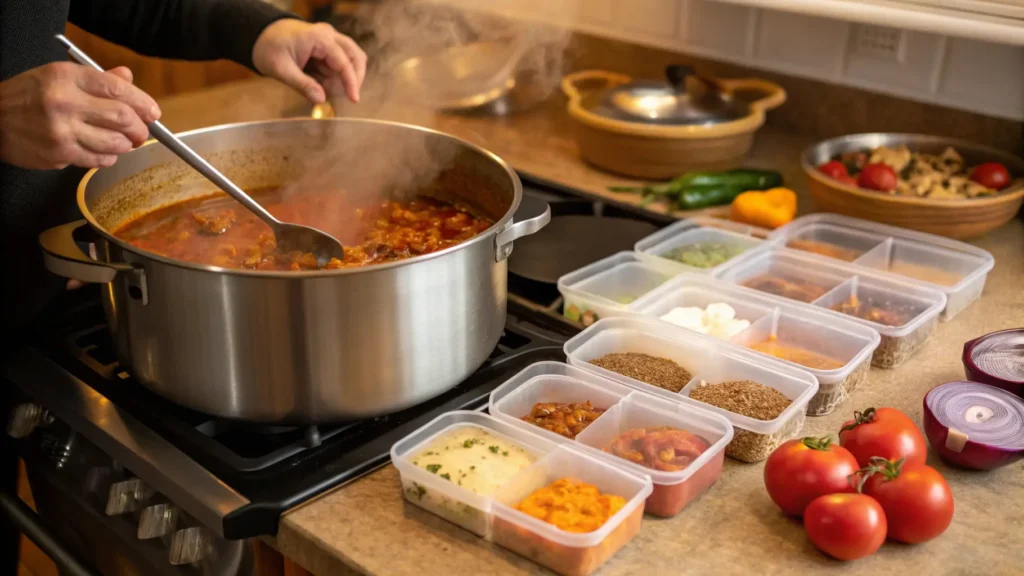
[660,303,750,340]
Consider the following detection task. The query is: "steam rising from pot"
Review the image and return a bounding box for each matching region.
[277,0,573,222]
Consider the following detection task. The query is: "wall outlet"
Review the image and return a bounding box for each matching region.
[852,24,905,62]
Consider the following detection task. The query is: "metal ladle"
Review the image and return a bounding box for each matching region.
[56,34,346,267]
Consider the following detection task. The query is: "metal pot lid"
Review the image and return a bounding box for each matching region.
[582,65,747,126]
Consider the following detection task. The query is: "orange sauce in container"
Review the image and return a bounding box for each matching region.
[750,337,845,370]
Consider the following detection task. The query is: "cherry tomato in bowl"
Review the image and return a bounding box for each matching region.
[818,161,849,180]
[804,493,887,561]
[840,407,928,468]
[970,162,1011,191]
[855,457,954,544]
[856,163,899,192]
[764,436,859,517]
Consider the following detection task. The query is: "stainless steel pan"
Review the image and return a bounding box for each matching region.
[40,118,550,422]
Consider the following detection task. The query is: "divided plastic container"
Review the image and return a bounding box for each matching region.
[391,410,652,576]
[634,218,772,276]
[632,273,880,416]
[716,248,946,368]
[562,318,818,462]
[557,252,673,326]
[489,362,733,517]
[769,214,993,321]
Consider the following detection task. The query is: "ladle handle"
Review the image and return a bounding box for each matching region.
[55,34,280,228]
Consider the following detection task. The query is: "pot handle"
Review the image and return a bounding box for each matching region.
[39,220,133,283]
[716,78,787,111]
[561,70,632,103]
[495,194,551,262]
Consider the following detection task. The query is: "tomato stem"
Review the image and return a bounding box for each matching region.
[849,456,905,493]
[839,407,877,433]
[801,436,834,451]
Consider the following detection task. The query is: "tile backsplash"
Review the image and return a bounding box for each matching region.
[439,0,1024,121]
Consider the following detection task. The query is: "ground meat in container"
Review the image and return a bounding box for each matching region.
[115,190,493,271]
[689,380,798,463]
[522,402,607,440]
[588,353,692,393]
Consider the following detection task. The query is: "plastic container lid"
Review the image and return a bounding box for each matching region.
[634,218,772,276]
[768,214,993,321]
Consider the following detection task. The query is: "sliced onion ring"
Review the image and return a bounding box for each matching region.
[923,381,1024,471]
[963,328,1024,397]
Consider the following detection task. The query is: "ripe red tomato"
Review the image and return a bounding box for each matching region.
[970,162,1011,190]
[804,494,887,561]
[764,436,859,516]
[858,458,954,544]
[839,407,928,468]
[818,161,849,180]
[856,163,898,192]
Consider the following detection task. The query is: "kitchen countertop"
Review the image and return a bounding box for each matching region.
[157,78,1024,576]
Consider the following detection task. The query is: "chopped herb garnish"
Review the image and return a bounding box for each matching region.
[440,473,451,481]
[502,451,509,456]
[424,451,436,456]
[462,438,484,448]
[408,483,426,501]
[489,445,500,454]
[425,464,442,474]
[470,466,476,470]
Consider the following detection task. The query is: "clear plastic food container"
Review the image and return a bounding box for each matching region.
[390,411,557,537]
[632,273,880,416]
[491,445,652,576]
[634,218,771,276]
[563,317,818,462]
[769,214,993,321]
[716,248,946,368]
[557,252,672,326]
[489,362,733,517]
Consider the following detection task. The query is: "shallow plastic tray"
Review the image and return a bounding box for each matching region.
[634,218,771,276]
[632,273,880,416]
[769,214,993,321]
[557,252,673,326]
[392,411,652,576]
[489,362,733,517]
[562,318,818,462]
[715,248,946,368]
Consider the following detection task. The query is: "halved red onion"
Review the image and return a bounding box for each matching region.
[923,381,1024,470]
[963,329,1024,398]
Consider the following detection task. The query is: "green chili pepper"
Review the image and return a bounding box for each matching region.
[677,184,747,209]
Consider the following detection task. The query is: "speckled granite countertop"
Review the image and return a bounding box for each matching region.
[157,78,1024,576]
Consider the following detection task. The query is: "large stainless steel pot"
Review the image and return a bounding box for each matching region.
[39,118,550,423]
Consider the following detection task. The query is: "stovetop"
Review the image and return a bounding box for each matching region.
[6,177,669,540]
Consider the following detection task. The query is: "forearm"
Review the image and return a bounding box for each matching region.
[68,0,296,70]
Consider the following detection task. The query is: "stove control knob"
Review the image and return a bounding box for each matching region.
[7,403,49,438]
[138,503,179,540]
[169,526,209,565]
[105,477,155,516]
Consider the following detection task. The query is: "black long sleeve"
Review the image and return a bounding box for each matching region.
[68,0,296,71]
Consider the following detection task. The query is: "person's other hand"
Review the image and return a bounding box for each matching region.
[252,20,367,104]
[0,63,160,170]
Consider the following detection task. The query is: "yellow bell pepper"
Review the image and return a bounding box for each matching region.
[730,187,798,229]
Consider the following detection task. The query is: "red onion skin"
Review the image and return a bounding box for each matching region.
[923,397,1024,471]
[963,333,1024,399]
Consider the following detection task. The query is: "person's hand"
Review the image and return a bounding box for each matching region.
[252,20,367,104]
[0,62,160,170]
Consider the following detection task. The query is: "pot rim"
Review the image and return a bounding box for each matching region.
[77,117,524,278]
